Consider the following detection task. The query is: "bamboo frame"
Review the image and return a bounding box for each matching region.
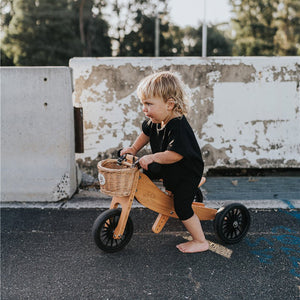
[107,171,217,238]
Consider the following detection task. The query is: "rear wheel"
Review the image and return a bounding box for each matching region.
[92,209,133,252]
[214,203,250,244]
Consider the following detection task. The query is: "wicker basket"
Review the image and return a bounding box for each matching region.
[97,159,138,197]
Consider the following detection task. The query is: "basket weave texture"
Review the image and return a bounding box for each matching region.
[97,159,138,197]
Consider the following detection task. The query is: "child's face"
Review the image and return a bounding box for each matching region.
[141,96,174,124]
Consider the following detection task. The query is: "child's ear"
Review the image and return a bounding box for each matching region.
[166,98,175,110]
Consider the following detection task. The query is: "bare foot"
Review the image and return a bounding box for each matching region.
[176,240,209,253]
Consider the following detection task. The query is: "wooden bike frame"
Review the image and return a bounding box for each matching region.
[109,169,217,239]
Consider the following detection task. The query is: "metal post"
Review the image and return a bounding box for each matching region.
[202,0,207,57]
[155,14,160,57]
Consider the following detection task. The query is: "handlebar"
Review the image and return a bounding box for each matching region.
[117,150,161,174]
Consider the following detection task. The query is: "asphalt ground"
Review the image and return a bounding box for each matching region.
[1,175,300,299]
[1,207,300,300]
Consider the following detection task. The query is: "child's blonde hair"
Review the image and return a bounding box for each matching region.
[137,71,189,115]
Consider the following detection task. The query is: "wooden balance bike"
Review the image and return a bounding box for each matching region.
[92,154,251,253]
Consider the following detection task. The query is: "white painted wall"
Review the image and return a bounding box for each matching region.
[70,57,300,173]
[1,67,77,202]
[203,81,299,167]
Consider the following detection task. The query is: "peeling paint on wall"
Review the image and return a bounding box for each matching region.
[69,57,300,173]
[201,81,300,168]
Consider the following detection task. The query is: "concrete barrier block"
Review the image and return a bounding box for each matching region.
[1,67,77,202]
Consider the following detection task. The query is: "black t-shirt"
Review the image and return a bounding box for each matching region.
[142,116,204,190]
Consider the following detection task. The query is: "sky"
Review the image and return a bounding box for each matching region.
[168,0,232,27]
[102,0,232,31]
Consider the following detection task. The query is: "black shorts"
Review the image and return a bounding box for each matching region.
[170,177,200,220]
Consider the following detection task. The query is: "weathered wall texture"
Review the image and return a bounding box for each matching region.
[70,57,300,175]
[1,67,77,202]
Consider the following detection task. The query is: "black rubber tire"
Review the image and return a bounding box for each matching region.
[214,203,251,244]
[92,209,133,253]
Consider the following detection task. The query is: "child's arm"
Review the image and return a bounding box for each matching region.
[139,151,183,170]
[120,132,150,156]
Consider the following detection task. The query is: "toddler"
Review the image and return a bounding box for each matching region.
[121,71,209,253]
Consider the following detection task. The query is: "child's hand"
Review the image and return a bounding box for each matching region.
[120,147,137,156]
[139,155,154,170]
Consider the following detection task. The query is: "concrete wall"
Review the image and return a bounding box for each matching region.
[70,57,300,175]
[1,67,77,202]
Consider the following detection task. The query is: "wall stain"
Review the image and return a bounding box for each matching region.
[249,119,288,135]
[74,64,153,104]
[85,121,94,130]
[240,145,257,154]
[272,64,300,82]
[201,144,231,167]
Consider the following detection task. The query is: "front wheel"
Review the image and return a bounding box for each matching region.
[214,203,250,244]
[92,209,133,253]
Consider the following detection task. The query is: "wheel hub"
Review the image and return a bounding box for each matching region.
[232,220,239,228]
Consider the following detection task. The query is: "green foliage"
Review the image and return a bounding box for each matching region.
[1,0,111,66]
[183,25,233,56]
[120,12,184,56]
[274,0,300,55]
[71,0,111,57]
[110,0,230,57]
[230,0,300,55]
[1,0,233,65]
[160,24,185,56]
[122,13,156,56]
[1,49,14,66]
[110,0,181,56]
[1,0,298,64]
[2,0,77,65]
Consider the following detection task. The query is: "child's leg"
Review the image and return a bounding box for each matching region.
[171,178,209,253]
[176,214,209,253]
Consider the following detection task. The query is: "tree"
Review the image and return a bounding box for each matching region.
[0,1,15,65]
[2,0,77,65]
[74,0,111,57]
[160,24,185,56]
[182,24,233,56]
[229,0,300,56]
[122,10,156,56]
[110,0,183,56]
[121,11,184,56]
[274,0,300,55]
[1,0,111,66]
